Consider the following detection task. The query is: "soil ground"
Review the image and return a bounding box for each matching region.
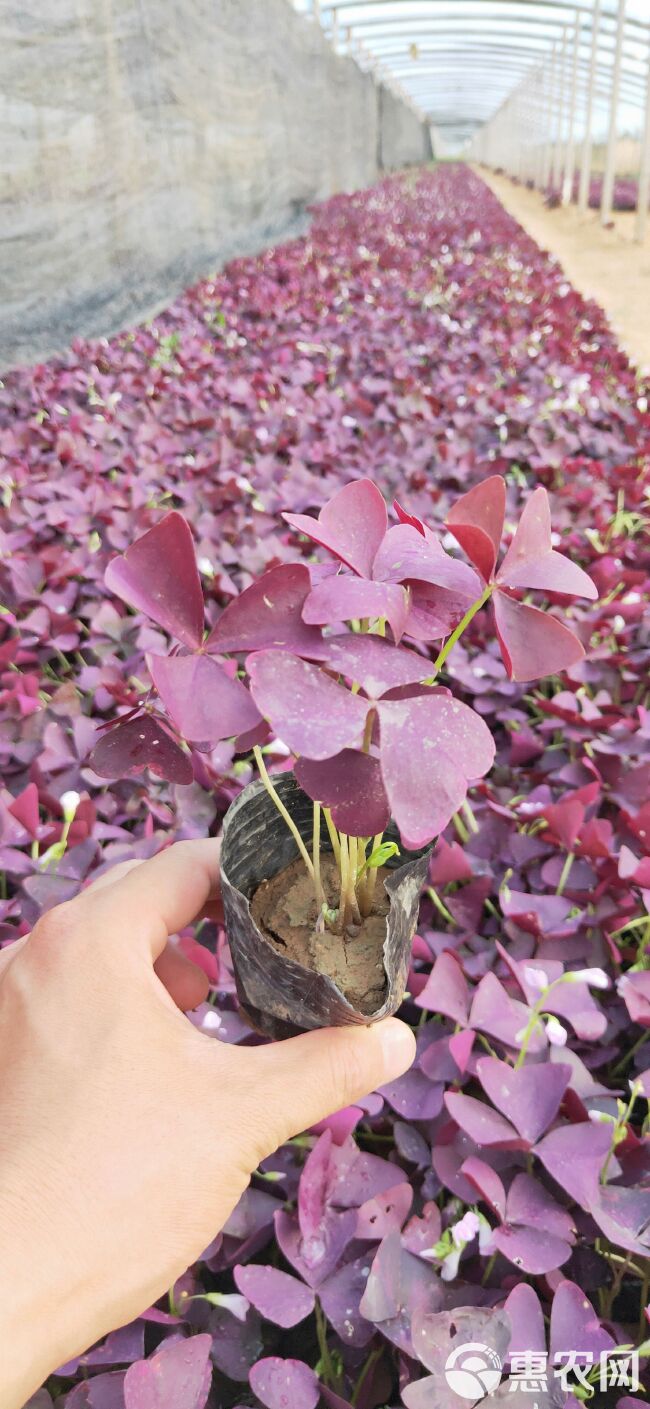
[475,167,650,373]
[251,853,389,1015]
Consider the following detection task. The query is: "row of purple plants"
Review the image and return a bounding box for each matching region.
[543,173,648,212]
[0,163,649,1409]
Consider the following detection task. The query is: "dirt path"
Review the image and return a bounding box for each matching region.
[475,167,650,374]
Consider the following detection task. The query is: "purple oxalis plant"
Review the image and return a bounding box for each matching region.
[91,475,596,939]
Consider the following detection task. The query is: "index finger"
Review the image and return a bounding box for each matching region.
[74,838,221,962]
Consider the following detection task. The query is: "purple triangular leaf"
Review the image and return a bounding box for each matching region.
[497,489,597,600]
[147,653,261,743]
[294,750,389,837]
[105,513,204,649]
[491,1223,572,1275]
[248,1358,320,1409]
[284,479,387,578]
[123,1335,212,1409]
[549,1281,614,1361]
[444,1092,523,1149]
[502,1285,546,1359]
[247,651,368,760]
[233,1264,315,1328]
[416,951,470,1024]
[535,1122,611,1205]
[325,633,428,698]
[460,1156,507,1221]
[373,523,481,599]
[303,576,410,643]
[378,694,494,848]
[476,1057,571,1144]
[88,715,193,785]
[207,564,328,658]
[446,475,506,582]
[494,592,585,683]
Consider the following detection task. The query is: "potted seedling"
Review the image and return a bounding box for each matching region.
[91,477,597,1037]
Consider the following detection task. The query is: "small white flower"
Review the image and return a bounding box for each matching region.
[451,1211,480,1248]
[197,556,214,578]
[524,965,548,992]
[588,1109,615,1124]
[441,1246,463,1282]
[60,790,81,823]
[565,967,609,990]
[545,1016,568,1047]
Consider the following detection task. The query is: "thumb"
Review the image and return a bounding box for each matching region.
[239,1018,416,1157]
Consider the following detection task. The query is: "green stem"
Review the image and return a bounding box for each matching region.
[315,1299,336,1389]
[452,811,470,845]
[427,584,493,680]
[323,807,341,865]
[462,798,480,835]
[611,1028,649,1077]
[338,833,350,932]
[253,747,314,880]
[313,803,325,910]
[428,886,457,928]
[556,850,575,897]
[360,830,384,916]
[601,1081,642,1186]
[352,1346,382,1406]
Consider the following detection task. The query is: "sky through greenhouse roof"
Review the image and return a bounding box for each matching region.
[293,0,649,147]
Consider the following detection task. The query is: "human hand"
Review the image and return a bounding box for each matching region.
[0,840,415,1407]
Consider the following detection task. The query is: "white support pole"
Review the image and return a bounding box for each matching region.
[331,8,339,52]
[552,27,569,193]
[542,42,558,191]
[601,0,626,225]
[312,0,321,21]
[562,11,582,205]
[578,0,602,215]
[636,32,650,243]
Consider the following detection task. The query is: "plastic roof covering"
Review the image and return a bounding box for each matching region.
[293,1,650,145]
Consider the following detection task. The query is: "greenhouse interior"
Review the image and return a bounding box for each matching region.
[0,2,649,1408]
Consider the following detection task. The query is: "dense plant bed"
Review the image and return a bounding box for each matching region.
[0,164,648,1408]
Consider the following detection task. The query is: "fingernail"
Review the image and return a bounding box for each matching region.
[377,1018,416,1081]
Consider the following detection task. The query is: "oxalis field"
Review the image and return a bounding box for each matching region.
[0,164,649,1408]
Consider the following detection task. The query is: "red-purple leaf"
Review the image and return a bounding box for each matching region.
[415,951,470,1024]
[476,1056,571,1144]
[207,564,328,658]
[503,1283,546,1356]
[373,523,481,599]
[233,1264,315,1328]
[147,652,260,744]
[294,750,389,837]
[378,694,495,848]
[303,576,410,643]
[549,1281,615,1361]
[446,475,506,581]
[247,651,368,760]
[493,592,585,682]
[123,1335,212,1409]
[535,1122,611,1205]
[460,1156,507,1221]
[498,488,597,599]
[88,715,193,784]
[105,512,204,649]
[325,633,428,698]
[444,1092,523,1149]
[283,479,387,578]
[248,1359,320,1409]
[491,1223,572,1275]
